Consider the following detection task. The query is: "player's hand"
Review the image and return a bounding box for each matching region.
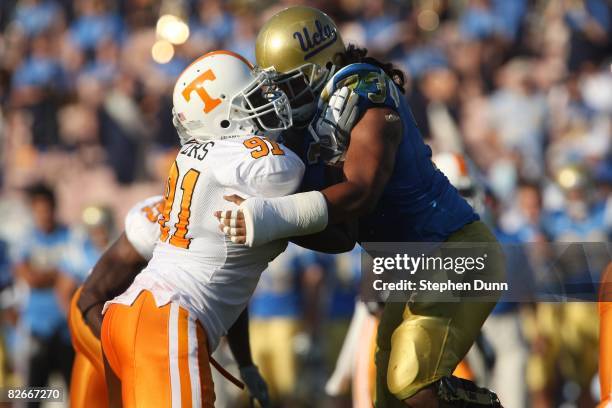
[214,195,247,244]
[239,365,270,408]
[313,86,359,164]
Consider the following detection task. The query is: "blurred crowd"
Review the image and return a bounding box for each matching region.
[0,0,610,407]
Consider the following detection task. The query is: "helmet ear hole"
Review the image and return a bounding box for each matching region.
[220,120,231,128]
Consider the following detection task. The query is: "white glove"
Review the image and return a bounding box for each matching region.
[239,365,270,408]
[313,86,360,164]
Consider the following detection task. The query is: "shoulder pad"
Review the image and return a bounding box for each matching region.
[320,63,401,110]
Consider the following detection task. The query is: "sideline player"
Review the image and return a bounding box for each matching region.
[217,7,505,407]
[100,50,305,408]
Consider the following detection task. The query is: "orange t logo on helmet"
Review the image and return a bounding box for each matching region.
[182,69,222,114]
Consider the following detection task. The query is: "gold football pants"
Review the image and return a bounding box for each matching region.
[375,221,505,406]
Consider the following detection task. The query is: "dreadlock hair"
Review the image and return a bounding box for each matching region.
[332,44,406,94]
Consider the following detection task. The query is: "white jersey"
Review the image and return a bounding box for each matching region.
[124,195,164,260]
[107,135,304,350]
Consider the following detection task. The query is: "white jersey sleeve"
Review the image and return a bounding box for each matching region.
[124,195,164,260]
[214,138,304,198]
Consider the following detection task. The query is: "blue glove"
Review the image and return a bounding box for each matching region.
[239,365,270,408]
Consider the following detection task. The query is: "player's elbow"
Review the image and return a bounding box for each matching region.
[329,237,357,254]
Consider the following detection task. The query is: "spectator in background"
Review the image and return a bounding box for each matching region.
[458,0,526,43]
[68,0,124,54]
[488,59,548,182]
[11,32,67,149]
[411,63,464,153]
[500,180,546,243]
[357,0,402,55]
[190,0,234,51]
[13,0,64,38]
[61,205,113,284]
[13,183,75,406]
[459,0,500,41]
[543,164,608,242]
[224,11,257,63]
[563,0,611,72]
[0,240,12,294]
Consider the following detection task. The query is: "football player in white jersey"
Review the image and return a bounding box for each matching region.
[100,51,304,408]
[69,194,271,407]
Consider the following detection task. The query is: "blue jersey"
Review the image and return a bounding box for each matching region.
[250,243,309,319]
[325,245,360,320]
[17,225,72,339]
[541,202,609,297]
[61,230,103,283]
[302,63,478,242]
[542,201,609,242]
[0,239,10,290]
[491,229,533,314]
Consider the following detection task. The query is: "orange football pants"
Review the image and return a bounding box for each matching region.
[599,262,612,407]
[101,290,215,408]
[68,286,108,408]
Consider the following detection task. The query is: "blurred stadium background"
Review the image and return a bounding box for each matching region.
[0,0,610,407]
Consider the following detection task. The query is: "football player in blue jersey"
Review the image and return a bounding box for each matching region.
[535,164,607,405]
[215,6,505,407]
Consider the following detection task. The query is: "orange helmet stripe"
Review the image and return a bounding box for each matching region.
[179,50,253,80]
[454,154,469,177]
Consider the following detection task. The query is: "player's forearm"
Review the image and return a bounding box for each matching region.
[291,222,356,253]
[78,233,146,322]
[226,308,253,368]
[235,181,376,247]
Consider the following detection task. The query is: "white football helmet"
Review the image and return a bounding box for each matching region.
[172,50,292,143]
[433,152,485,215]
[433,152,474,193]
